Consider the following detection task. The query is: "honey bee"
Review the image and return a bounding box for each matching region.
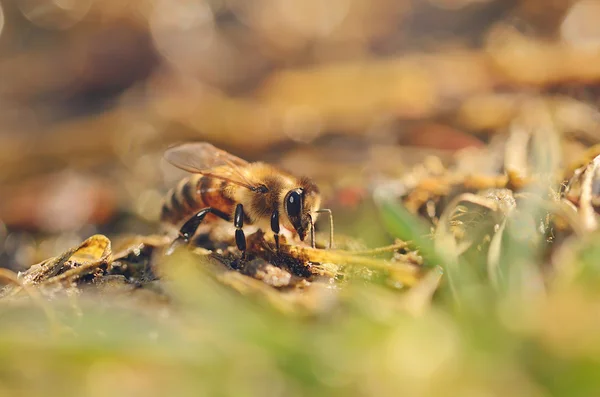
[161,142,333,256]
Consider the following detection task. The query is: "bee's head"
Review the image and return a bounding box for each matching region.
[283,178,321,241]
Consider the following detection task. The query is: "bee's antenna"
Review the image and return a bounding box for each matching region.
[316,209,334,249]
[308,214,315,249]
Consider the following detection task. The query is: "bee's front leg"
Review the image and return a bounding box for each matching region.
[271,210,280,251]
[234,204,247,260]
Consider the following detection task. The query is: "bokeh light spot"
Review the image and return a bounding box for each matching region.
[276,0,351,38]
[283,106,323,143]
[150,0,216,68]
[562,0,600,49]
[17,0,93,29]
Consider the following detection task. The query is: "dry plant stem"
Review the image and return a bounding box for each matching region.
[347,241,409,256]
[284,245,420,286]
[43,263,101,285]
[29,246,80,284]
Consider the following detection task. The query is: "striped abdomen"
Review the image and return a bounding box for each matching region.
[160,175,236,225]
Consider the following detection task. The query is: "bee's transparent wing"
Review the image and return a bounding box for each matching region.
[164,142,258,190]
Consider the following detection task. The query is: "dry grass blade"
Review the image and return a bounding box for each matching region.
[344,241,409,256]
[282,245,421,287]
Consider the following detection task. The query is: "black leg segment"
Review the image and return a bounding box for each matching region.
[178,207,231,241]
[271,210,280,251]
[235,229,247,251]
[165,207,230,256]
[234,203,244,228]
[234,204,247,254]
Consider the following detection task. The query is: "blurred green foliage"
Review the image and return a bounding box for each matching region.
[1,193,600,397]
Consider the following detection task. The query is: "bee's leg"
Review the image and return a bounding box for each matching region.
[179,208,212,242]
[271,210,280,251]
[166,207,230,255]
[234,204,247,258]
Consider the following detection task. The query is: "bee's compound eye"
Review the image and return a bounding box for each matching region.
[286,190,302,217]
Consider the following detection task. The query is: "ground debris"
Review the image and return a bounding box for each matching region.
[0,234,165,302]
[372,123,600,287]
[15,234,111,286]
[0,221,423,314]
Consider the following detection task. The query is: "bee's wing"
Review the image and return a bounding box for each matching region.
[164,142,259,190]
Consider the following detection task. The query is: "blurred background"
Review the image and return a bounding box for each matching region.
[5,2,600,397]
[2,0,600,269]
